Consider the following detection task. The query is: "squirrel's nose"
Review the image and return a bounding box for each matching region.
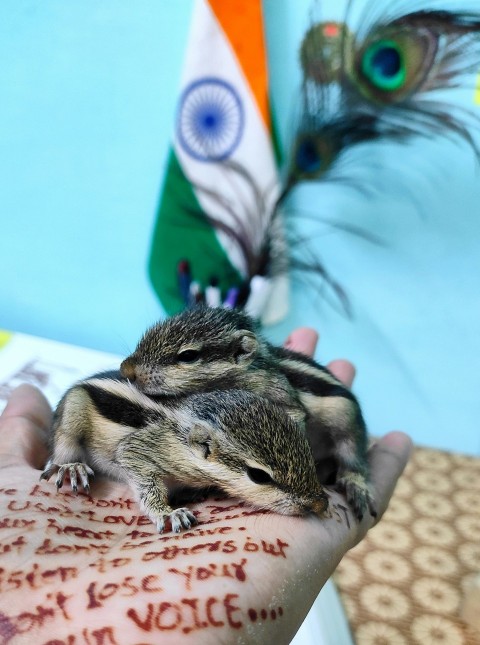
[120,358,137,381]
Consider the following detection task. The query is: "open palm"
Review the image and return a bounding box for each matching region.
[0,329,411,644]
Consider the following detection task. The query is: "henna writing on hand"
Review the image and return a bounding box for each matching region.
[1,482,293,643]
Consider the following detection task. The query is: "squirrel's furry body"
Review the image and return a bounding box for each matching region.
[120,307,375,520]
[41,376,328,533]
[42,307,374,530]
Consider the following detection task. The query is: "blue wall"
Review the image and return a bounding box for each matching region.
[1,1,479,454]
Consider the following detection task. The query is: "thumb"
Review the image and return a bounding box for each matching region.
[0,384,52,468]
[369,431,413,524]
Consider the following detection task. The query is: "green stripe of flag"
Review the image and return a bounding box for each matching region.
[148,150,243,314]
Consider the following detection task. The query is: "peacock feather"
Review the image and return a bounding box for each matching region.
[286,2,480,189]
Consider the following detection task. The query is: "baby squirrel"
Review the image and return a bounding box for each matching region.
[120,307,376,520]
[41,378,328,533]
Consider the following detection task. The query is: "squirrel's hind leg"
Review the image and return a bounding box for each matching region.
[330,414,377,522]
[306,395,376,521]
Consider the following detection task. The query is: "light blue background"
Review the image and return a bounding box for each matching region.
[1,1,479,454]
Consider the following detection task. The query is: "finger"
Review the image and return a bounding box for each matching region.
[284,328,318,357]
[368,431,413,524]
[0,384,52,468]
[1,384,52,427]
[327,359,356,388]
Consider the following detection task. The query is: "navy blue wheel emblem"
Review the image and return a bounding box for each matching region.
[177,77,244,162]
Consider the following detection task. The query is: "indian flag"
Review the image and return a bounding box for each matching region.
[148,0,287,321]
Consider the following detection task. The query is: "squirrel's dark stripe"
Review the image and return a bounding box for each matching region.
[270,345,356,401]
[280,365,356,401]
[269,345,331,370]
[82,383,147,428]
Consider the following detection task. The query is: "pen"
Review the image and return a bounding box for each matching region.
[189,281,203,306]
[223,286,240,309]
[177,260,192,307]
[244,275,272,319]
[205,276,221,308]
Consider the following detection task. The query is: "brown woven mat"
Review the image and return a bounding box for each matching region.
[334,446,480,644]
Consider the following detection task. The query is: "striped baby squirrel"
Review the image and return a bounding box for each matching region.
[41,377,328,533]
[120,307,376,520]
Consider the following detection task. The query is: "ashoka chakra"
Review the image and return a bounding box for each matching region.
[177,77,244,162]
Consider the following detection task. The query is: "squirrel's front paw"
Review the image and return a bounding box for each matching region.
[40,461,94,494]
[152,507,198,534]
[336,472,377,522]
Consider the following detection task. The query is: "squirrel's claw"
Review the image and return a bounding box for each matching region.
[40,461,94,495]
[40,459,59,482]
[336,472,376,522]
[156,507,198,534]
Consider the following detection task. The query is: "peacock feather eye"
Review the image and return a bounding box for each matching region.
[295,138,323,174]
[300,21,354,85]
[353,28,439,104]
[291,134,335,180]
[361,39,406,91]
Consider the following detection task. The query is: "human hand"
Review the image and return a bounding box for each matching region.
[0,331,412,645]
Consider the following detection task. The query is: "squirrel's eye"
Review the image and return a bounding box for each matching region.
[246,467,274,485]
[177,349,201,363]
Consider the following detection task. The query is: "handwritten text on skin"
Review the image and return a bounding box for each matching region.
[0,485,289,643]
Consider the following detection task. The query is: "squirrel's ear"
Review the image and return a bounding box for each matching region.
[232,330,258,363]
[188,424,217,459]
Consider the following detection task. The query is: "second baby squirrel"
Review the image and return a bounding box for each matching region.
[41,379,328,533]
[120,307,376,520]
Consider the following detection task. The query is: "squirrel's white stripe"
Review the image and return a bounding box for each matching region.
[83,378,164,412]
[280,359,340,387]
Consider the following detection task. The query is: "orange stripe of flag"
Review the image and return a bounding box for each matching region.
[208,0,271,130]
